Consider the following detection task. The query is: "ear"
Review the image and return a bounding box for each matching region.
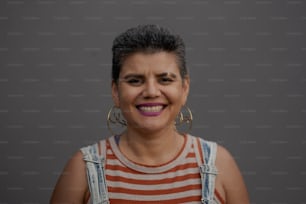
[111,80,120,107]
[181,75,190,106]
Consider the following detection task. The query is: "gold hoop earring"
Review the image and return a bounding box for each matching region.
[107,106,127,135]
[175,105,193,133]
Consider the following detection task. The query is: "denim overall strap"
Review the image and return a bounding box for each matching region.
[199,139,218,204]
[80,141,109,204]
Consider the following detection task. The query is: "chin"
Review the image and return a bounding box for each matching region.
[133,121,173,133]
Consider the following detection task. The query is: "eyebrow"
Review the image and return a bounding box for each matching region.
[122,74,143,80]
[120,72,178,81]
[156,72,177,79]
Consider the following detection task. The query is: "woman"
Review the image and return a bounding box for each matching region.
[50,25,249,204]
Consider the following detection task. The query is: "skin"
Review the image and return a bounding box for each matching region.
[50,51,249,204]
[111,52,189,166]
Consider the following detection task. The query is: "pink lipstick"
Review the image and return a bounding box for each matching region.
[136,103,165,117]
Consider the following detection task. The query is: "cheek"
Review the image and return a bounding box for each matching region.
[167,87,186,104]
[118,87,139,105]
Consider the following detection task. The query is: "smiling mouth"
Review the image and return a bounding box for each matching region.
[136,104,166,115]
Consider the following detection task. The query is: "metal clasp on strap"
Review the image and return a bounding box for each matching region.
[83,154,101,164]
[200,164,218,175]
[201,198,217,204]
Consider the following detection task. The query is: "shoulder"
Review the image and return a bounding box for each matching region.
[50,139,109,203]
[215,145,242,182]
[192,136,249,203]
[215,144,250,204]
[216,144,235,168]
[69,150,86,168]
[62,150,87,180]
[50,150,88,203]
[191,136,238,168]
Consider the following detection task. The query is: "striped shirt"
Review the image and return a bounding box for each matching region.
[87,134,225,204]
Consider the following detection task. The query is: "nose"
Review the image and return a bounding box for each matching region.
[142,79,161,98]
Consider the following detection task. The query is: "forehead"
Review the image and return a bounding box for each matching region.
[120,52,180,75]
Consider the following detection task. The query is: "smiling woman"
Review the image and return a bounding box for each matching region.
[112,52,189,134]
[50,25,250,204]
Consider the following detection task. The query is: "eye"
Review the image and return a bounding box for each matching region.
[126,78,143,86]
[159,77,174,85]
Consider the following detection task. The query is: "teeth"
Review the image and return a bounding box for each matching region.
[138,105,163,112]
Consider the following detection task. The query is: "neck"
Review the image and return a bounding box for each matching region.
[119,127,185,166]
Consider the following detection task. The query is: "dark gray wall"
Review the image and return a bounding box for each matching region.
[1,0,305,203]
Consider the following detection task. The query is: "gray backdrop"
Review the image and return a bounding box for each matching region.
[0,0,305,203]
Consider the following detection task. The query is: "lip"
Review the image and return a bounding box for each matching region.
[136,103,167,117]
[136,103,165,107]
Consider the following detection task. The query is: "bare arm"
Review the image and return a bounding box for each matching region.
[50,151,89,204]
[216,145,250,204]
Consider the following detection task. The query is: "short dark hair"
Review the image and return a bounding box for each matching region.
[112,24,187,83]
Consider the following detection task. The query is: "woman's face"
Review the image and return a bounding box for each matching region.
[112,51,190,133]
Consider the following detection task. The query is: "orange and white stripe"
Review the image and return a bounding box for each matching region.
[89,134,225,204]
